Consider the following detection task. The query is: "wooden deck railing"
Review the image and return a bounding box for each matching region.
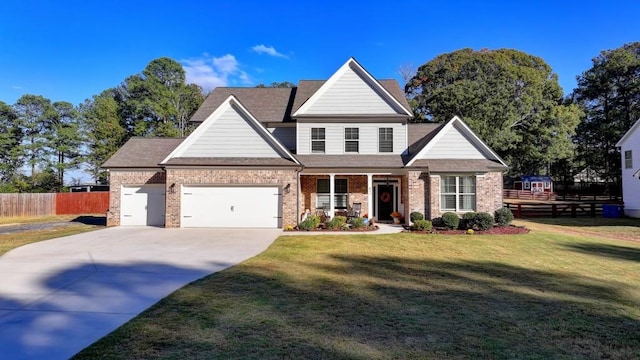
[503,189,557,201]
[505,202,623,218]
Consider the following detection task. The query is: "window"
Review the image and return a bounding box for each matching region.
[379,128,393,152]
[625,150,633,169]
[317,178,348,209]
[345,128,359,153]
[311,128,325,153]
[440,176,476,212]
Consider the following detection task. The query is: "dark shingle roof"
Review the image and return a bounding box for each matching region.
[163,157,299,167]
[292,79,412,115]
[102,137,184,168]
[409,159,508,172]
[190,87,296,123]
[407,123,444,156]
[295,155,405,168]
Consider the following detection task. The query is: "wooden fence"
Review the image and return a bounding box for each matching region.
[0,192,109,217]
[503,189,557,201]
[505,202,622,218]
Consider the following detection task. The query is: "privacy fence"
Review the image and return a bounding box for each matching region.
[0,192,109,217]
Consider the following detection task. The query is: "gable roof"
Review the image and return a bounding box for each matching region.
[405,116,508,168]
[406,122,444,155]
[102,137,184,169]
[292,57,413,117]
[616,117,640,147]
[162,95,300,166]
[191,87,295,123]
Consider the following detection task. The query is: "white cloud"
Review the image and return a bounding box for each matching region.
[12,85,23,90]
[251,44,288,58]
[182,53,251,91]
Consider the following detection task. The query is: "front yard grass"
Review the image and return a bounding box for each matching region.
[74,223,640,359]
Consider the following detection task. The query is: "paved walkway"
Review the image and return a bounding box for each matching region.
[280,223,405,236]
[0,227,280,360]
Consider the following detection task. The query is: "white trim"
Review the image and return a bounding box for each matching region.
[439,175,477,212]
[161,95,300,165]
[292,57,413,117]
[616,117,640,147]
[406,116,508,167]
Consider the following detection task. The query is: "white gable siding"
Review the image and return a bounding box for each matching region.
[302,68,399,115]
[297,122,406,155]
[419,124,486,159]
[182,104,281,158]
[269,127,296,151]
[620,124,640,217]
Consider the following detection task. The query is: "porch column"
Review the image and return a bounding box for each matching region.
[367,173,373,219]
[329,173,335,218]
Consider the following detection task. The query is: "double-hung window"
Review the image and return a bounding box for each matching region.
[311,128,325,153]
[441,176,476,212]
[625,150,633,169]
[345,128,359,153]
[317,178,348,209]
[379,128,393,152]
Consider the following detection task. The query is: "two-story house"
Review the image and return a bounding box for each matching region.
[103,58,508,228]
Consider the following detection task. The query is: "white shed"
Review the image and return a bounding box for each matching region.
[616,118,640,218]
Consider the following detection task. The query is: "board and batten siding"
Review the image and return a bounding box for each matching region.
[268,127,296,151]
[419,124,486,159]
[301,67,400,115]
[182,104,281,158]
[297,122,407,155]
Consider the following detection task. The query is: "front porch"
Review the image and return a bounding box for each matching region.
[299,173,408,222]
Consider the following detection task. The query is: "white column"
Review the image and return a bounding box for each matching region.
[329,173,335,218]
[367,174,373,219]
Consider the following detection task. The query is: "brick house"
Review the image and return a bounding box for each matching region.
[102,58,508,228]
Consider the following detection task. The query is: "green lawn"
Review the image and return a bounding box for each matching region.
[74,223,640,359]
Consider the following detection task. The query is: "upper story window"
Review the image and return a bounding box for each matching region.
[625,150,633,169]
[345,128,359,153]
[441,175,476,212]
[379,128,393,152]
[311,128,325,153]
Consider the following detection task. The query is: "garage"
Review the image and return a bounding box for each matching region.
[181,186,280,228]
[120,185,166,226]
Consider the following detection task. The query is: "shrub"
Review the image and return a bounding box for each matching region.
[327,216,347,230]
[475,212,494,231]
[349,217,366,228]
[459,212,477,229]
[441,212,460,230]
[299,215,321,231]
[410,211,424,222]
[494,207,514,227]
[412,219,433,231]
[431,217,444,228]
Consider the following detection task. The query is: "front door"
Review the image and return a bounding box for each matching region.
[377,184,394,221]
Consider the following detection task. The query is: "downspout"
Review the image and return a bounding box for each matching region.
[296,165,304,224]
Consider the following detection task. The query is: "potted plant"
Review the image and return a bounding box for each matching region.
[390,211,402,224]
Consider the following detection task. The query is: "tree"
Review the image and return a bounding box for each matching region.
[80,89,127,183]
[118,57,204,137]
[49,101,83,187]
[0,101,23,182]
[255,81,296,88]
[406,48,582,175]
[571,42,640,182]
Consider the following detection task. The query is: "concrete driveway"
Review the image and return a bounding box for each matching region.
[0,226,281,360]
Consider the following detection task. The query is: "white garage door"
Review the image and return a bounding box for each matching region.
[120,185,166,226]
[181,186,280,228]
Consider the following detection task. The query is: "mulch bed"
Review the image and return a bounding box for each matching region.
[405,225,530,235]
[289,225,379,232]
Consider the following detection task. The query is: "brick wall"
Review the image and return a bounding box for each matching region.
[406,171,425,223]
[476,171,504,213]
[165,169,298,228]
[107,170,166,226]
[300,175,369,217]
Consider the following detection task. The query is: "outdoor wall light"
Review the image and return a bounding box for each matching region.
[284,183,291,194]
[169,183,176,194]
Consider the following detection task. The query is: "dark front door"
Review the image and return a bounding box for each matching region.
[377,185,394,221]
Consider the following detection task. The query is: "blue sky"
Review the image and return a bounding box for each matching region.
[1,0,639,107]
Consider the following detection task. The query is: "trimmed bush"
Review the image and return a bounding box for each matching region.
[327,216,347,230]
[299,215,321,231]
[494,207,514,227]
[431,217,444,228]
[460,212,477,230]
[412,219,433,231]
[410,211,425,222]
[441,212,460,230]
[349,217,366,228]
[475,212,495,231]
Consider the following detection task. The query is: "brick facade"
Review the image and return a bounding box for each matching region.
[164,168,298,228]
[107,170,166,226]
[427,171,503,219]
[300,175,369,217]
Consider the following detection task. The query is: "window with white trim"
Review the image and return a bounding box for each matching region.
[311,128,325,153]
[345,128,359,153]
[440,176,476,212]
[379,128,393,152]
[625,150,632,169]
[317,178,348,209]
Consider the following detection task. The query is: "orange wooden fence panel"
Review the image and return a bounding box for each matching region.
[0,193,56,217]
[55,192,110,215]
